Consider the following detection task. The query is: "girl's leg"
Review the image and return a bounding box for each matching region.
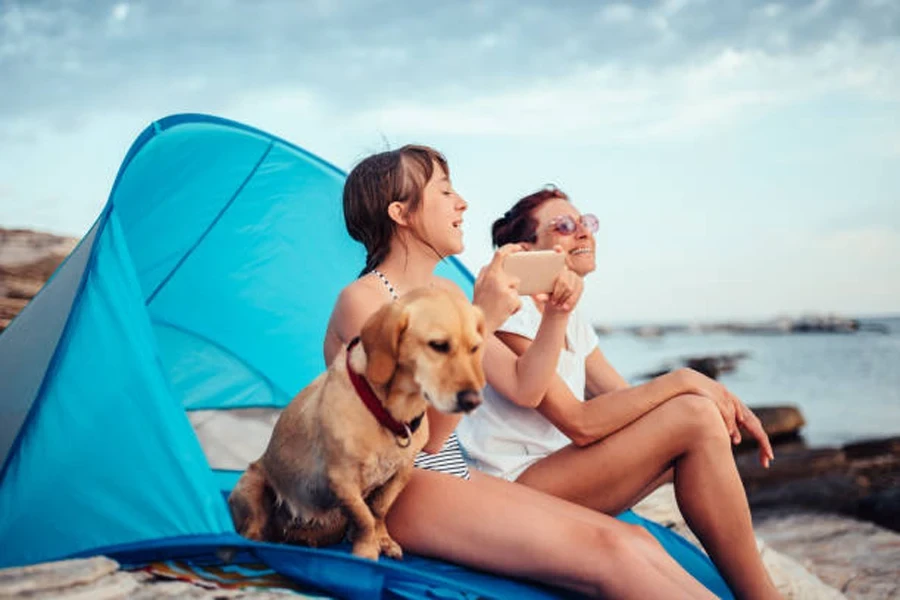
[516,394,778,600]
[467,470,719,597]
[386,468,716,599]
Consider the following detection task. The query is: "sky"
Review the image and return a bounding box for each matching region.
[1,0,898,325]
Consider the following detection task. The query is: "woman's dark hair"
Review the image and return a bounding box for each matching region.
[491,185,569,248]
[343,145,449,275]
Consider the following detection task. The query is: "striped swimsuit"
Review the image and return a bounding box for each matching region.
[371,270,471,480]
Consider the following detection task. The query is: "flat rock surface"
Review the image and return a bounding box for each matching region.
[0,557,328,599]
[754,511,900,599]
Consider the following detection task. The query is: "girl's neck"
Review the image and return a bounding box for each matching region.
[375,236,442,294]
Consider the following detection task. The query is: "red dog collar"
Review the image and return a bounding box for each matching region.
[346,337,424,447]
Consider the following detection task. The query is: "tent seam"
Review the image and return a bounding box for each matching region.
[146,141,274,305]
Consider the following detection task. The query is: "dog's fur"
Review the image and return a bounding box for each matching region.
[228,287,486,560]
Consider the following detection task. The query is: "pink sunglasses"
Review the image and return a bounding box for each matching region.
[546,213,599,236]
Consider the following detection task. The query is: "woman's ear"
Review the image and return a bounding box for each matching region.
[387,202,409,226]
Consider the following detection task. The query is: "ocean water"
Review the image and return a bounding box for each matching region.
[595,316,900,448]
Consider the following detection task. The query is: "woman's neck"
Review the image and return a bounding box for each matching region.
[375,236,442,294]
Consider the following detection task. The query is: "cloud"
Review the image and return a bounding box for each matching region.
[335,38,899,144]
[1,0,898,125]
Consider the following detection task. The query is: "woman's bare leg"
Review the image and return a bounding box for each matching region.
[386,468,715,599]
[516,394,778,600]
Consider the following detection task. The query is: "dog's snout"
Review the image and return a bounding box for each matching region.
[455,389,482,413]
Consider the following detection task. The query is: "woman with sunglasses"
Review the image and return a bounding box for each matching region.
[324,146,731,598]
[457,186,781,599]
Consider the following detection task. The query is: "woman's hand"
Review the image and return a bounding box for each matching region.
[473,244,523,333]
[534,247,583,314]
[677,368,742,444]
[734,399,775,468]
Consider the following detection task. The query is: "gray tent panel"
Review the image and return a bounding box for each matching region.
[0,220,101,468]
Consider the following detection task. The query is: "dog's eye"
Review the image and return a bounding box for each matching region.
[428,340,451,354]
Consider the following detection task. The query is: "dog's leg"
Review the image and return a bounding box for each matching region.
[365,466,413,560]
[328,475,382,560]
[228,461,271,541]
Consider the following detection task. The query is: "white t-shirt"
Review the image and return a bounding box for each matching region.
[457,297,599,481]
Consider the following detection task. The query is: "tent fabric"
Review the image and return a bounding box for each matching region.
[0,113,731,599]
[0,220,100,467]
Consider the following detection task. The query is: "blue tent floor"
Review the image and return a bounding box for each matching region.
[57,508,733,600]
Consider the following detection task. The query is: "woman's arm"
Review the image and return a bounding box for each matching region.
[501,332,744,446]
[505,333,697,445]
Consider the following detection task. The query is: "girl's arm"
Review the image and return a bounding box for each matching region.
[482,311,571,408]
[426,267,576,451]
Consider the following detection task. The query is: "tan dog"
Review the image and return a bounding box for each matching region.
[228,287,486,560]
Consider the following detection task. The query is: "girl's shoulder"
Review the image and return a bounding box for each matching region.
[333,275,386,318]
[432,276,467,297]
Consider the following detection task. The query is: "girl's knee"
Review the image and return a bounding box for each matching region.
[582,521,653,559]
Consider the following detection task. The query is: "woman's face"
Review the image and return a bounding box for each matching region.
[529,198,597,276]
[413,162,467,256]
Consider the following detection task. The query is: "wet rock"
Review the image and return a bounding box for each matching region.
[737,436,900,533]
[744,406,806,444]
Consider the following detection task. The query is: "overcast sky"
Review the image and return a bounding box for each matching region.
[1,0,898,324]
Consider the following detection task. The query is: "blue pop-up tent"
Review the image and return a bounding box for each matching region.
[0,114,731,599]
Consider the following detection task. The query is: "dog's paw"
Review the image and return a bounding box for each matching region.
[351,539,381,561]
[379,534,403,560]
[241,525,266,542]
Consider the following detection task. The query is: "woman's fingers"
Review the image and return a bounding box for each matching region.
[547,269,583,312]
[738,404,775,468]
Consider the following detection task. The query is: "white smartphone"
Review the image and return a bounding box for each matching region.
[502,250,566,296]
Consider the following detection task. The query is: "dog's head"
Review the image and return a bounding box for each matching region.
[360,287,486,414]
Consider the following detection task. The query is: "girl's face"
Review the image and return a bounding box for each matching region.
[529,198,597,276]
[412,162,467,256]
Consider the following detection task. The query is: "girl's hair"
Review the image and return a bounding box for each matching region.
[491,185,569,248]
[343,145,449,275]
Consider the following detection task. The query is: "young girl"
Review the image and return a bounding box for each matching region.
[323,145,729,598]
[457,186,780,599]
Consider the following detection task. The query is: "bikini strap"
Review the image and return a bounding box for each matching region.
[372,269,400,301]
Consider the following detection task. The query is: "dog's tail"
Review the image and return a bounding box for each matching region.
[228,461,273,541]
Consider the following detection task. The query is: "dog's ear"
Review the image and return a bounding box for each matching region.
[360,302,409,386]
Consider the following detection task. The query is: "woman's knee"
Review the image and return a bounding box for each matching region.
[667,394,731,443]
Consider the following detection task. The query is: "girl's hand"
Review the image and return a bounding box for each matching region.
[474,244,523,333]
